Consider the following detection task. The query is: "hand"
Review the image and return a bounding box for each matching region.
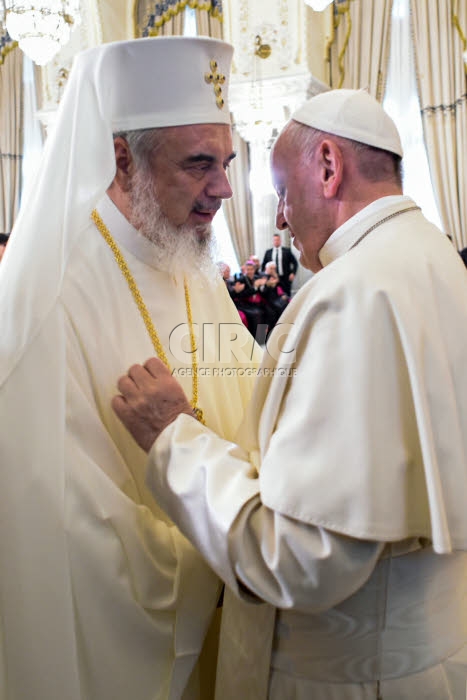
[289,273,295,281]
[233,281,245,292]
[112,358,194,453]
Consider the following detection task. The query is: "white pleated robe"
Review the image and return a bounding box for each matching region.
[146,196,467,699]
[0,195,261,700]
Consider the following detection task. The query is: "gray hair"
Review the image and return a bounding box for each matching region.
[279,120,403,187]
[113,127,167,171]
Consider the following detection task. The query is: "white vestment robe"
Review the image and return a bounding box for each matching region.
[0,194,261,700]
[146,196,467,699]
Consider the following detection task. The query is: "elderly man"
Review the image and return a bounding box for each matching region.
[113,89,467,699]
[0,37,260,700]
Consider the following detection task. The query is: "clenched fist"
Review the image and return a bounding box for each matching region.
[112,357,195,452]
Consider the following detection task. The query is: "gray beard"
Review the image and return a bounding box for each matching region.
[128,168,218,280]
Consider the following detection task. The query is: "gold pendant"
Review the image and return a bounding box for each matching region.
[192,406,205,425]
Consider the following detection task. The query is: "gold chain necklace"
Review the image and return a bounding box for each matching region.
[91,209,205,424]
[349,205,421,251]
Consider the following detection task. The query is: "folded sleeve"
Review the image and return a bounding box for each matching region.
[147,415,383,613]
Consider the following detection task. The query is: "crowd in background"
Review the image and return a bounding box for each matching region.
[218,256,291,344]
[217,233,298,343]
[218,235,467,346]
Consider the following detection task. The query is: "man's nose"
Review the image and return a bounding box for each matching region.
[205,168,233,200]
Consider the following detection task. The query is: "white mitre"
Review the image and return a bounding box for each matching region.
[100,36,233,131]
[0,36,233,381]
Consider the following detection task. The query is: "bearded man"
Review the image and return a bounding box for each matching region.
[0,37,260,700]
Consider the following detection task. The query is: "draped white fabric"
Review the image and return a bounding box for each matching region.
[0,43,22,233]
[195,4,223,39]
[147,195,467,698]
[223,129,255,265]
[383,0,442,230]
[411,0,467,248]
[136,1,186,37]
[328,0,393,100]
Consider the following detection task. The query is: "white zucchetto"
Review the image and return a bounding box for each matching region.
[292,88,403,157]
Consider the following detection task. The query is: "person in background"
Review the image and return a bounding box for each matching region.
[217,261,248,328]
[258,260,290,330]
[113,88,467,699]
[458,246,467,267]
[229,260,269,343]
[217,260,231,281]
[261,232,297,295]
[0,36,261,700]
[250,254,261,274]
[0,232,9,262]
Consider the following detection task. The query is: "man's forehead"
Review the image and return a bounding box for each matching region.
[271,129,304,179]
[161,123,234,155]
[271,134,289,170]
[166,122,232,141]
[156,124,235,163]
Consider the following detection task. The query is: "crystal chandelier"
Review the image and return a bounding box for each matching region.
[3,1,81,66]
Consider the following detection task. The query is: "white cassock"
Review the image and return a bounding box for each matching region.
[146,195,467,699]
[0,194,261,700]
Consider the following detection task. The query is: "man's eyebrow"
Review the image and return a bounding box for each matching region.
[184,153,216,164]
[183,151,237,165]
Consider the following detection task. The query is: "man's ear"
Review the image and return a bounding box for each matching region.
[317,139,343,199]
[112,136,134,192]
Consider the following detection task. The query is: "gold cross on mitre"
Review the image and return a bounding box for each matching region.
[204,59,225,110]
